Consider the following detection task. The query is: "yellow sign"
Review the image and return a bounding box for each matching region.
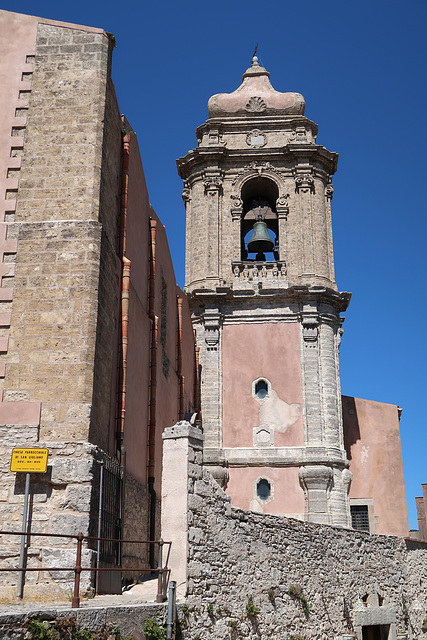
[10,448,49,473]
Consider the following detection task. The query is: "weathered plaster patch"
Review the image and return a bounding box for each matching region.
[361,445,369,464]
[258,388,300,433]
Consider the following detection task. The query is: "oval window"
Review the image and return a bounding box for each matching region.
[257,478,271,501]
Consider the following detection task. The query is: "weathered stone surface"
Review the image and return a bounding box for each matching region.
[42,546,93,583]
[49,513,89,537]
[49,457,94,485]
[61,484,93,511]
[166,435,427,640]
[0,603,168,639]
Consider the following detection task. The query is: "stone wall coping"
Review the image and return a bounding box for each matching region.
[162,422,204,442]
[1,9,108,36]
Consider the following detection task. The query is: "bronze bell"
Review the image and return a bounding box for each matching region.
[247,220,274,255]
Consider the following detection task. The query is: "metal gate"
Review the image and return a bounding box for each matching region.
[96,455,124,594]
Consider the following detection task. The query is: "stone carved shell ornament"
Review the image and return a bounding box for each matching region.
[245,96,266,113]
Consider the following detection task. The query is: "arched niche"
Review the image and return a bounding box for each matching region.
[240,176,279,261]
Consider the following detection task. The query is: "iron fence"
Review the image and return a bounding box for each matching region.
[0,529,171,608]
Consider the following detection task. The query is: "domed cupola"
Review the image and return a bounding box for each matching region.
[207,55,305,118]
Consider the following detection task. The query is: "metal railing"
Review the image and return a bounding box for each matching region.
[0,529,171,608]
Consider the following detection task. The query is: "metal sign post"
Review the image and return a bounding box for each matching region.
[10,447,49,600]
[17,472,30,599]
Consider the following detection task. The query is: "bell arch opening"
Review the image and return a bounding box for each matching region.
[240,177,279,261]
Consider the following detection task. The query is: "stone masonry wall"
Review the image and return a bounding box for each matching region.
[121,471,150,580]
[0,21,119,600]
[0,422,98,602]
[180,443,427,639]
[3,23,115,441]
[90,72,122,452]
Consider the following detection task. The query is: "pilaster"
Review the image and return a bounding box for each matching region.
[197,306,223,451]
[300,300,322,445]
[299,464,333,524]
[203,171,223,286]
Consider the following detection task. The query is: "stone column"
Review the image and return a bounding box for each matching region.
[161,421,203,600]
[182,183,192,286]
[299,464,333,524]
[325,182,336,285]
[319,317,342,451]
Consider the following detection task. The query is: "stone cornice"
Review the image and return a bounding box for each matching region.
[195,114,319,138]
[204,446,349,468]
[177,144,339,179]
[187,284,351,314]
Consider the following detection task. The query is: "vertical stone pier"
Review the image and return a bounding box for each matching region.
[161,421,203,600]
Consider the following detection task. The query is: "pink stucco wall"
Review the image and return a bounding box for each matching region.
[0,11,37,225]
[227,466,305,516]
[122,132,195,492]
[343,395,409,537]
[222,322,304,515]
[222,322,303,448]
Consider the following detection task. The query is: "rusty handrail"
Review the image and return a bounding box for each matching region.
[0,530,171,607]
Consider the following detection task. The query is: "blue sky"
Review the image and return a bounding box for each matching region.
[3,0,426,529]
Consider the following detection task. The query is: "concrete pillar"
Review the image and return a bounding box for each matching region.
[161,421,203,600]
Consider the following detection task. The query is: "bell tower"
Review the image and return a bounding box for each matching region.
[177,56,352,526]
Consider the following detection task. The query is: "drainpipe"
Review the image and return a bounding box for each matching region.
[148,218,158,567]
[116,132,132,454]
[194,344,200,413]
[118,257,131,441]
[119,133,130,257]
[177,296,184,420]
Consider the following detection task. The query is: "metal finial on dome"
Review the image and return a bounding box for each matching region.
[207,47,305,118]
[252,43,259,66]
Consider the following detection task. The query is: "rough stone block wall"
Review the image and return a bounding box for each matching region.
[0,422,97,602]
[0,21,119,599]
[181,459,427,639]
[90,76,122,451]
[4,23,116,440]
[5,220,102,440]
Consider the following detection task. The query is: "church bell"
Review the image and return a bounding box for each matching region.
[247,203,274,255]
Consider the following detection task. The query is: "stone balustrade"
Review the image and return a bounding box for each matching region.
[231,260,288,289]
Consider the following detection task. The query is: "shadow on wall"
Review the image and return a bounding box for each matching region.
[342,395,361,461]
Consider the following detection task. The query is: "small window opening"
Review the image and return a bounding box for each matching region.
[255,379,268,400]
[257,479,271,502]
[351,505,370,532]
